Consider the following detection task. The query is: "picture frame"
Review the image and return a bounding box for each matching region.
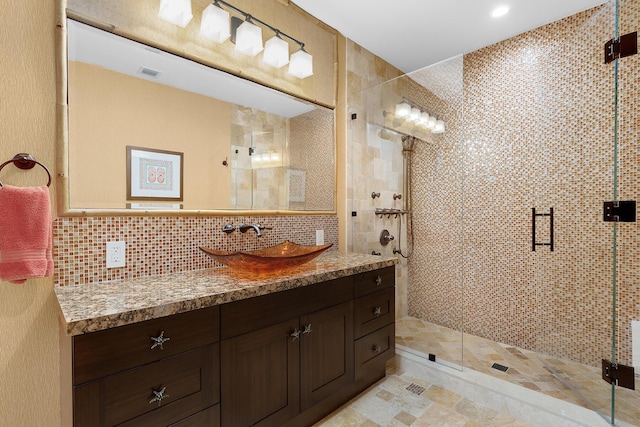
[126,146,183,201]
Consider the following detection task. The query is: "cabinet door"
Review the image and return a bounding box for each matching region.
[221,318,300,427]
[300,301,354,410]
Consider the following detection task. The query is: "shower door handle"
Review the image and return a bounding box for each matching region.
[532,207,554,251]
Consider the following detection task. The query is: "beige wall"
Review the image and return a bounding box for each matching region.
[69,62,232,209]
[0,0,65,426]
[1,1,337,425]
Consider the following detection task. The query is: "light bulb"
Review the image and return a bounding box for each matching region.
[271,151,280,161]
[158,0,193,27]
[394,103,411,119]
[491,5,510,18]
[409,108,421,123]
[419,112,430,127]
[288,48,313,78]
[433,120,446,133]
[199,3,230,43]
[263,35,289,68]
[235,20,263,56]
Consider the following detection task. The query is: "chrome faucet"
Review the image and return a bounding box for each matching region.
[238,223,270,237]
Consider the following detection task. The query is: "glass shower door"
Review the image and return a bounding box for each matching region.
[349,55,466,372]
[608,0,640,423]
[533,0,639,424]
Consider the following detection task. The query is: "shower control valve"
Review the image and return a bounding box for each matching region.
[379,229,394,246]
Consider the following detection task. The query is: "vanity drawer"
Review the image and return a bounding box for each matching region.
[73,306,219,385]
[74,344,219,427]
[354,288,395,339]
[221,276,353,340]
[355,323,395,380]
[354,267,395,297]
[169,404,220,427]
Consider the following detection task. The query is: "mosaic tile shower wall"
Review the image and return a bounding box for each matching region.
[406,3,640,367]
[53,215,338,286]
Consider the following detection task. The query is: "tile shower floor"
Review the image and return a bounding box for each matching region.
[394,317,639,426]
[317,317,639,426]
[315,363,534,426]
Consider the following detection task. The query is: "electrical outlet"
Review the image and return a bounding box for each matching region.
[106,241,126,269]
[315,230,324,246]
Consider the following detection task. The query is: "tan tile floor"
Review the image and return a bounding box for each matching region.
[394,317,640,426]
[318,317,640,426]
[315,363,534,427]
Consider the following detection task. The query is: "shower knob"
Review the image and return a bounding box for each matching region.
[379,229,395,246]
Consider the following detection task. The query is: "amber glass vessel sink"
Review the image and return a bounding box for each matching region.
[200,240,333,273]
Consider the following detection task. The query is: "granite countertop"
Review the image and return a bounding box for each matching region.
[55,252,398,336]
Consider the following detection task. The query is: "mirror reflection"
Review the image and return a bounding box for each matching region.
[66,19,335,212]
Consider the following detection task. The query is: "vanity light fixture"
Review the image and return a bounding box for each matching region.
[391,99,446,134]
[165,0,313,78]
[158,0,193,27]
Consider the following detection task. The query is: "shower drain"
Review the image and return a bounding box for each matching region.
[406,383,426,395]
[491,362,510,373]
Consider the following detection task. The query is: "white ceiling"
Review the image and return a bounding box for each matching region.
[292,0,609,73]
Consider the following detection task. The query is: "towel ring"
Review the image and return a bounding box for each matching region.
[0,153,52,187]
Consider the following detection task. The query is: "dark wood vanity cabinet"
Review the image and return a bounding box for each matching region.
[220,267,395,427]
[71,266,395,427]
[220,276,354,427]
[72,306,221,427]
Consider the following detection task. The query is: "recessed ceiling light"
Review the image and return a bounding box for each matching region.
[491,5,510,18]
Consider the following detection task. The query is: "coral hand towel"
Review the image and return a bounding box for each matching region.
[0,185,53,284]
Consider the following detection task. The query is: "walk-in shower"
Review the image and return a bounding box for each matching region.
[348,0,639,425]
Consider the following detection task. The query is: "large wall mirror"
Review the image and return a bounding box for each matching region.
[60,16,336,214]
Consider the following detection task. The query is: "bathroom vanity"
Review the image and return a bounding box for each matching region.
[56,253,396,427]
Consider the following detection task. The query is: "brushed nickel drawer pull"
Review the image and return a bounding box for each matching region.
[290,329,301,341]
[373,306,382,317]
[149,386,169,406]
[375,276,382,286]
[302,324,313,335]
[150,331,171,350]
[372,345,381,354]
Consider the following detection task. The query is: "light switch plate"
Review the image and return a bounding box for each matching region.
[315,230,324,245]
[106,241,126,268]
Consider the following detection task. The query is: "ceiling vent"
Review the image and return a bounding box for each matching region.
[137,66,161,78]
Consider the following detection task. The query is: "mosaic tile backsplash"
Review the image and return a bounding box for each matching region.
[53,215,338,286]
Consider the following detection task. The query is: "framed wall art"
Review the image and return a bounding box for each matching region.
[126,146,183,201]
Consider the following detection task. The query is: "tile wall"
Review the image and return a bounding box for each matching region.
[345,40,408,317]
[53,215,338,286]
[351,1,639,368]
